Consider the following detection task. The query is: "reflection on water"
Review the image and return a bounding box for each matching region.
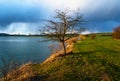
[0,36,57,64]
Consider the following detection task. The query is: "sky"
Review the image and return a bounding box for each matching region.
[0,0,120,34]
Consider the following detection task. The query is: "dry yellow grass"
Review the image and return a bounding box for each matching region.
[79,34,86,40]
[43,37,78,64]
[1,63,33,81]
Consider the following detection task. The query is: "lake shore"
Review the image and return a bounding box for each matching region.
[1,34,120,81]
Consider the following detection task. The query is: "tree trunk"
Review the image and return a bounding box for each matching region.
[62,41,66,55]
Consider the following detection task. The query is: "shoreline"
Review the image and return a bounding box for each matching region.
[43,37,79,64]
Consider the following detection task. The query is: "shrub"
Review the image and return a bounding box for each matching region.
[112,26,120,39]
[79,35,86,40]
[91,34,96,40]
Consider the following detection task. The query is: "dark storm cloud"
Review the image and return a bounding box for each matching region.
[0,1,43,27]
[0,0,120,34]
[84,21,120,32]
[83,0,120,22]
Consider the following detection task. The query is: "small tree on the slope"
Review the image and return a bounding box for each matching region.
[112,26,120,39]
[42,9,84,55]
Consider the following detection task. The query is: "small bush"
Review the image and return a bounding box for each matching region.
[91,34,96,40]
[79,35,86,40]
[112,26,120,39]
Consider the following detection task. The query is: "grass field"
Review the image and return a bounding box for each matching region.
[30,34,120,81]
[4,34,120,81]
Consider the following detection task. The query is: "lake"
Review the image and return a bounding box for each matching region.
[0,36,56,65]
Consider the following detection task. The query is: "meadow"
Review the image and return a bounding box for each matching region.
[29,34,120,81]
[2,34,120,81]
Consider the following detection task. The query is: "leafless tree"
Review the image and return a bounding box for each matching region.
[42,9,84,55]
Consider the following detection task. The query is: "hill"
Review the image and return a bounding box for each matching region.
[1,34,120,81]
[0,33,10,36]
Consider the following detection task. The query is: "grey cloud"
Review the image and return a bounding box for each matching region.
[82,0,120,22]
[0,2,44,27]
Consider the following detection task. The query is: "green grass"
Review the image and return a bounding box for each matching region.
[30,35,120,81]
[9,34,120,81]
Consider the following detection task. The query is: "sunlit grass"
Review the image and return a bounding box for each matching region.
[5,34,120,81]
[31,35,120,81]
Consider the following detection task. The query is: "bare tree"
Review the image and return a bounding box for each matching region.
[42,9,84,55]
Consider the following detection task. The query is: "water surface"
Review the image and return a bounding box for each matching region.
[0,36,55,64]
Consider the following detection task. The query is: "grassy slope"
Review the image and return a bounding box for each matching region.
[30,35,120,81]
[6,34,120,81]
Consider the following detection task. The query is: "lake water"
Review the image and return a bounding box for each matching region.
[0,36,56,65]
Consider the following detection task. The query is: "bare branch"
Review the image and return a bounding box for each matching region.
[41,9,84,55]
